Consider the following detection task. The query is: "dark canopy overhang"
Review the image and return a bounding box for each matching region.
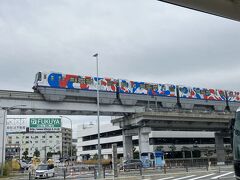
[158,0,240,22]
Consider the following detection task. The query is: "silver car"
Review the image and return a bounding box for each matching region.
[121,159,143,171]
[35,164,55,179]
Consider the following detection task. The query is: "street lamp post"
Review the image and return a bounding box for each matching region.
[93,53,101,178]
[59,116,73,163]
[0,105,26,176]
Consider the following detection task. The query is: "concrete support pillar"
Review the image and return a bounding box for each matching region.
[138,127,151,155]
[215,132,225,165]
[0,109,6,168]
[122,130,133,160]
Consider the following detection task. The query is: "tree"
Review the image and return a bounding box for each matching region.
[22,149,29,160]
[168,144,176,158]
[47,152,53,159]
[33,149,40,157]
[155,145,164,152]
[91,153,98,160]
[72,146,77,156]
[132,147,139,159]
[225,145,232,161]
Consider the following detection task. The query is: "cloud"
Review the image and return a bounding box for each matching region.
[0,0,239,93]
[2,1,240,139]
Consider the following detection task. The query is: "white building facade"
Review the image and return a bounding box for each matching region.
[7,127,72,160]
[77,124,230,161]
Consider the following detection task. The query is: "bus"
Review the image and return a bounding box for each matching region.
[232,108,240,179]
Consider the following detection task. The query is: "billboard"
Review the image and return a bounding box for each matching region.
[29,118,61,132]
[6,118,28,133]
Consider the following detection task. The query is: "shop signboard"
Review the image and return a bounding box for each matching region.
[29,118,61,132]
[6,118,28,133]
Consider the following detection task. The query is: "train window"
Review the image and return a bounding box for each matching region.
[200,89,207,95]
[121,82,128,88]
[37,72,42,81]
[161,85,166,91]
[194,88,201,94]
[79,78,85,84]
[145,84,151,90]
[205,90,210,96]
[219,91,225,96]
[169,85,175,92]
[179,87,183,92]
[153,85,158,91]
[213,90,218,96]
[43,74,47,79]
[107,81,114,86]
[75,78,79,83]
[62,75,66,81]
[34,72,41,83]
[69,77,75,83]
[85,78,93,84]
[229,91,234,97]
[50,75,54,81]
[140,84,145,89]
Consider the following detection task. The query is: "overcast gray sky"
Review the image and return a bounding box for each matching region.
[1,0,240,136]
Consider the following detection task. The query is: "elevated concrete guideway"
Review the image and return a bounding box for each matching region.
[0,90,144,116]
[158,0,240,22]
[0,89,236,166]
[112,110,234,131]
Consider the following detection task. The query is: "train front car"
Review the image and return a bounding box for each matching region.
[118,79,177,108]
[34,72,118,102]
[178,85,227,111]
[33,71,49,91]
[234,108,240,179]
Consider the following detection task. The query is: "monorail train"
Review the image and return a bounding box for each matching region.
[33,71,240,111]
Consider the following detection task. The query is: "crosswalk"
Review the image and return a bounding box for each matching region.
[146,171,234,180]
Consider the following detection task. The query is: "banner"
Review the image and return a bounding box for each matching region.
[6,118,28,133]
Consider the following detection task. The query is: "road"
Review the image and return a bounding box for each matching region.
[3,166,235,180]
[10,171,235,180]
[142,171,235,180]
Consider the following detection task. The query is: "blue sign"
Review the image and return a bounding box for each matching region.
[154,151,165,167]
[141,153,151,168]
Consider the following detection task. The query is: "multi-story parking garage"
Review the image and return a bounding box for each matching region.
[77,123,231,161]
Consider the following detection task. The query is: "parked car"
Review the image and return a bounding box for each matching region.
[59,156,70,162]
[35,164,55,179]
[19,160,31,170]
[120,159,143,171]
